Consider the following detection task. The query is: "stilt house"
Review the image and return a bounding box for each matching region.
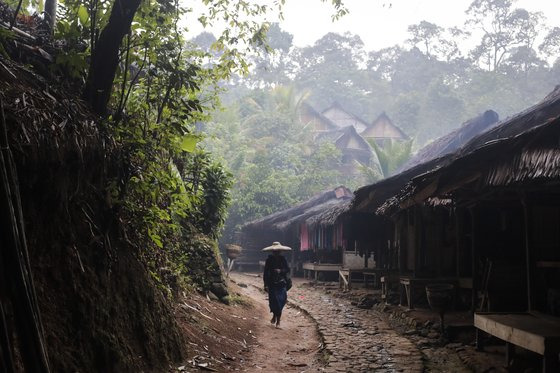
[239,186,352,272]
[360,112,409,143]
[349,110,500,301]
[321,101,370,132]
[376,87,560,371]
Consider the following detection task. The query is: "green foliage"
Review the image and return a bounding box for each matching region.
[203,85,344,244]
[368,139,413,177]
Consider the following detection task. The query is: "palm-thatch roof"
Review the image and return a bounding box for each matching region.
[321,102,370,132]
[334,125,373,152]
[299,102,339,132]
[242,186,353,232]
[397,110,499,173]
[377,86,560,215]
[305,199,351,228]
[360,112,409,140]
[352,109,500,213]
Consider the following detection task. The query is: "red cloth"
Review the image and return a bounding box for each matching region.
[300,223,309,251]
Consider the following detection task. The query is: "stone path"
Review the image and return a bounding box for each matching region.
[237,274,424,372]
[233,273,512,373]
[289,282,424,373]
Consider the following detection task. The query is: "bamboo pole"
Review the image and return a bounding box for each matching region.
[0,98,50,372]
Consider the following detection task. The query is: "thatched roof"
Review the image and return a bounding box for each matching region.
[377,86,560,215]
[334,125,373,152]
[242,186,353,231]
[299,102,339,132]
[360,112,409,140]
[351,109,499,213]
[397,110,499,173]
[274,197,347,230]
[305,199,351,228]
[321,102,370,132]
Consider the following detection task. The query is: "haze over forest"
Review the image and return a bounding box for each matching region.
[199,0,560,244]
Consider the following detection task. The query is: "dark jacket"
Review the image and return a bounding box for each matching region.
[263,254,290,288]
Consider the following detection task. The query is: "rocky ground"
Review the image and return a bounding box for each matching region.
[230,272,515,373]
[176,273,544,372]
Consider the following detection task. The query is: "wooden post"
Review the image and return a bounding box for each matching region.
[290,248,295,277]
[522,198,533,311]
[414,206,420,277]
[505,342,515,367]
[469,206,477,314]
[455,208,461,278]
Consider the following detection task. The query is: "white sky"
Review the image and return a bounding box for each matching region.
[275,0,560,50]
[186,0,560,52]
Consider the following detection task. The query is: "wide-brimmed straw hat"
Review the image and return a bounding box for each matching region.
[262,241,292,251]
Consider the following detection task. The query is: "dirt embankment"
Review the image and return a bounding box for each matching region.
[0,42,186,371]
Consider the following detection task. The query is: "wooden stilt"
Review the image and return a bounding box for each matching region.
[522,198,533,311]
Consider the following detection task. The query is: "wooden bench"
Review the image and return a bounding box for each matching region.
[302,262,341,282]
[338,268,386,291]
[475,312,560,372]
[399,277,457,310]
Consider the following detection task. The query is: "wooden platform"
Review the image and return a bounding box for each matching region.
[399,276,458,310]
[338,268,387,291]
[475,312,560,372]
[302,262,341,281]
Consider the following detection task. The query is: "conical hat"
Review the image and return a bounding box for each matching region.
[262,241,292,251]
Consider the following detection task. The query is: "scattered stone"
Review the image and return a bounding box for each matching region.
[219,295,230,305]
[210,282,228,298]
[446,342,463,349]
[404,329,418,336]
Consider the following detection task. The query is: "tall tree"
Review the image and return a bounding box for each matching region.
[407,21,444,58]
[539,27,560,63]
[44,0,57,33]
[466,0,518,71]
[82,0,142,115]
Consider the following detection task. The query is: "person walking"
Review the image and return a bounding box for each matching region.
[262,242,292,328]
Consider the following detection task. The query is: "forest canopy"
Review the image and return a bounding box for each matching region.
[201,0,560,245]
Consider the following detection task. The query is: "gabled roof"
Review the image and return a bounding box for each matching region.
[321,102,370,132]
[360,112,408,140]
[334,125,373,152]
[242,186,353,231]
[351,109,500,213]
[299,102,339,132]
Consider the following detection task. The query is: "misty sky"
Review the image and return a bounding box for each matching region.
[186,0,560,52]
[276,0,560,50]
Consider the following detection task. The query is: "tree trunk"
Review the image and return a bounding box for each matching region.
[82,0,142,116]
[44,0,57,34]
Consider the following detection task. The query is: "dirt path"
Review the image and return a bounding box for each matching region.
[231,274,324,372]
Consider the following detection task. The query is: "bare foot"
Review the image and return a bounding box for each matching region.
[270,315,276,324]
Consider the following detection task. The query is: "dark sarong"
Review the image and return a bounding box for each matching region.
[268,285,287,316]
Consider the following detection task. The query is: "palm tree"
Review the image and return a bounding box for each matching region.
[367,139,413,178]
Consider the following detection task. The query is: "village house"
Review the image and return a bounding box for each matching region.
[370,87,560,371]
[301,101,408,179]
[360,111,409,144]
[349,110,500,299]
[321,101,370,133]
[238,186,353,273]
